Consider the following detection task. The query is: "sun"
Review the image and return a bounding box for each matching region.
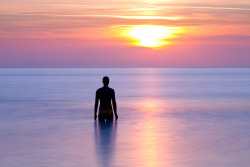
[125,25,180,48]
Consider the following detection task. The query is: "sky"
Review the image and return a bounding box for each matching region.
[0,0,250,67]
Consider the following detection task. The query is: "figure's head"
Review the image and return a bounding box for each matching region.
[103,76,109,86]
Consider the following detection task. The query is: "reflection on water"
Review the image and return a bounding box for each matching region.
[95,120,117,167]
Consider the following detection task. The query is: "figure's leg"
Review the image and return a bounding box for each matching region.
[98,114,106,122]
[106,114,113,122]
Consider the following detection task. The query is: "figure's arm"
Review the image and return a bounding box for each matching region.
[112,90,118,120]
[94,91,99,120]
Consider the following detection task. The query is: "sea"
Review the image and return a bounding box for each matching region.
[0,68,250,167]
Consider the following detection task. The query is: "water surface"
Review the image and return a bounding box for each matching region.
[0,68,250,167]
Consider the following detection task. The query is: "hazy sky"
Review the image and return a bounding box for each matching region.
[1,0,250,67]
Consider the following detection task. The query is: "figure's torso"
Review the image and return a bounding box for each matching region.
[97,87,114,110]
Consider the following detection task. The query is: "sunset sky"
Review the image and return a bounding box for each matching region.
[1,0,250,67]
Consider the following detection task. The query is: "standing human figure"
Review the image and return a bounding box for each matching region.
[94,76,118,121]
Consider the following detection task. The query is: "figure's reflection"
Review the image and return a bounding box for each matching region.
[95,120,117,167]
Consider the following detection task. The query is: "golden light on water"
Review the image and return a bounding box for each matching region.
[125,25,182,48]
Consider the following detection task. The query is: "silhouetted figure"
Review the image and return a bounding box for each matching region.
[94,76,118,121]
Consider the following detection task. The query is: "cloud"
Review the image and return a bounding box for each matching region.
[1,0,250,39]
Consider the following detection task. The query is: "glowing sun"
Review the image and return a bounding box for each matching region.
[125,25,180,48]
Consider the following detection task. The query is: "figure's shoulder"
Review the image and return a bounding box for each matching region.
[96,87,115,93]
[96,87,103,93]
[108,87,115,93]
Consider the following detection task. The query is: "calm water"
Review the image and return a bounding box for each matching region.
[0,68,250,167]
